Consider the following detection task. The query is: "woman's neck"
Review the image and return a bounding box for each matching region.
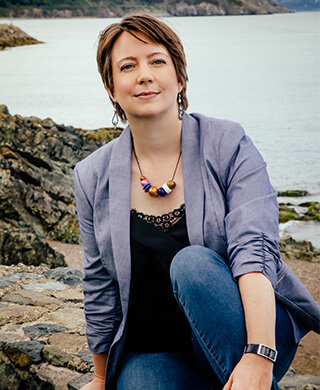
[128,113,182,162]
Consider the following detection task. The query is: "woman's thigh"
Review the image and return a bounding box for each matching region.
[117,352,212,390]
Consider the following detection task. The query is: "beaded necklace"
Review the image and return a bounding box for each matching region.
[133,147,181,197]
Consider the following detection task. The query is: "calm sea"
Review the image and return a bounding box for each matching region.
[0,12,319,195]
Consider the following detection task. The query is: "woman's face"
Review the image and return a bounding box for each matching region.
[108,31,182,122]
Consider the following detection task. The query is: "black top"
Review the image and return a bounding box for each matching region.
[125,204,193,353]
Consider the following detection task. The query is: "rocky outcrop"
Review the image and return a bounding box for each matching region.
[279,202,320,223]
[279,237,320,263]
[0,105,122,267]
[0,24,42,50]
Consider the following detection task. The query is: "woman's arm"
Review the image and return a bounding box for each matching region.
[80,352,108,390]
[223,272,276,390]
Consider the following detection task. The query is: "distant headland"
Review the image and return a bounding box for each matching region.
[0,0,291,19]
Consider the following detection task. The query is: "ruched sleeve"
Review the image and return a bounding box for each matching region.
[221,124,280,288]
[73,164,122,354]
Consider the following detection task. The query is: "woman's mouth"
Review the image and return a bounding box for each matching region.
[135,91,159,99]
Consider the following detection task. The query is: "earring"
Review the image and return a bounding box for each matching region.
[112,110,119,129]
[178,93,184,120]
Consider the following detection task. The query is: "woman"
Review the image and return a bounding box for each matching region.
[74,14,320,390]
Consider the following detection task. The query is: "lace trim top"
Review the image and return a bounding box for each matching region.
[130,204,185,232]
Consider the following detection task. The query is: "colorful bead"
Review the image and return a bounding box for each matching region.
[143,183,152,192]
[162,183,172,194]
[141,179,149,186]
[158,187,166,197]
[167,180,176,189]
[148,186,158,197]
[140,176,146,180]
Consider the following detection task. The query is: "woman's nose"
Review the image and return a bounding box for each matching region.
[137,64,154,84]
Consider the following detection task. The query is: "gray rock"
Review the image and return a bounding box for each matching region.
[23,323,67,339]
[68,372,94,390]
[10,272,43,280]
[2,290,60,306]
[0,276,17,288]
[4,340,44,368]
[279,369,320,389]
[20,282,65,291]
[44,267,83,287]
[77,350,93,365]
[0,302,4,308]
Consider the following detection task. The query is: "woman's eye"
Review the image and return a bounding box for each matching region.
[153,59,166,65]
[120,64,134,71]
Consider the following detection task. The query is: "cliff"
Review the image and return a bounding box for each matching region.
[0,24,42,50]
[0,0,291,18]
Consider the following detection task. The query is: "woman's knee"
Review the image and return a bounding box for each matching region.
[170,245,226,288]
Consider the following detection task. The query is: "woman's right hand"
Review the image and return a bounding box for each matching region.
[79,377,105,390]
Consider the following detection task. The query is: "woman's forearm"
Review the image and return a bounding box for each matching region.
[238,272,276,349]
[93,351,109,380]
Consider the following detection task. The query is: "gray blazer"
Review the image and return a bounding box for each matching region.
[74,113,319,383]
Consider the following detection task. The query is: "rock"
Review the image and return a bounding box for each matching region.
[30,363,81,390]
[23,323,67,339]
[4,340,44,368]
[44,267,83,287]
[68,372,94,390]
[42,345,71,367]
[48,333,87,354]
[0,351,27,390]
[77,350,93,365]
[279,237,320,263]
[0,304,46,326]
[2,290,61,306]
[0,105,121,268]
[0,24,42,50]
[20,282,65,291]
[279,368,320,389]
[278,190,311,197]
[10,272,43,280]
[0,276,17,288]
[0,221,67,268]
[40,307,85,332]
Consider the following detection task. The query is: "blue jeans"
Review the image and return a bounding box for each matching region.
[117,246,298,390]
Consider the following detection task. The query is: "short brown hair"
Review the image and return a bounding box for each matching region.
[97,13,189,123]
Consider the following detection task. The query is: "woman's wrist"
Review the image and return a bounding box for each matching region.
[94,373,105,382]
[244,343,278,363]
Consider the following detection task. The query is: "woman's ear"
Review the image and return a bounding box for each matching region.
[104,83,117,103]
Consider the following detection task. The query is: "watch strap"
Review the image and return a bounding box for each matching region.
[244,343,278,363]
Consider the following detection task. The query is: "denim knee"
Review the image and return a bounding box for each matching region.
[170,245,227,291]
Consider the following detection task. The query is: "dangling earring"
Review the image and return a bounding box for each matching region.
[178,93,184,120]
[112,110,119,129]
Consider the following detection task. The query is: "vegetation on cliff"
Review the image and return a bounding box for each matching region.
[0,0,290,18]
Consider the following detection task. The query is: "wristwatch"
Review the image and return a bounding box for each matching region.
[244,344,278,363]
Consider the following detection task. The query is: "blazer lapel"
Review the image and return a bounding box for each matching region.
[182,114,204,246]
[109,126,132,312]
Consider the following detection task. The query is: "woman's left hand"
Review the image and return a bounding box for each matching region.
[223,353,273,390]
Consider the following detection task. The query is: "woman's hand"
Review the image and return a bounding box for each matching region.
[223,353,273,390]
[79,376,105,390]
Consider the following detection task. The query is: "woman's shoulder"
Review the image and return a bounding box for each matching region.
[188,112,246,141]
